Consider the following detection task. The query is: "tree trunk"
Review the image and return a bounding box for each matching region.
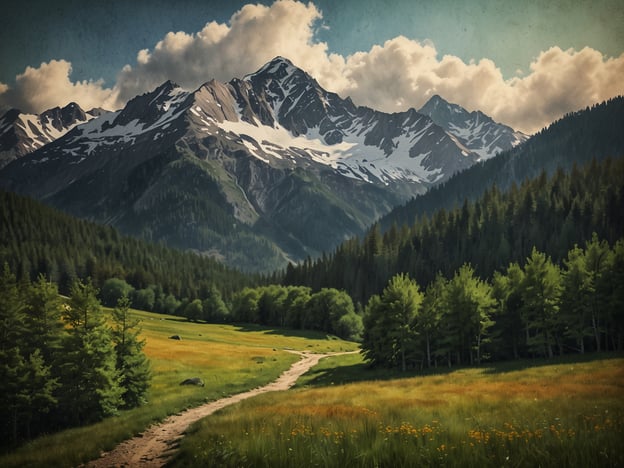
[426,333,431,368]
[592,314,601,352]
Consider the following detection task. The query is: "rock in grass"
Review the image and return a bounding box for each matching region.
[169,335,181,340]
[180,377,205,387]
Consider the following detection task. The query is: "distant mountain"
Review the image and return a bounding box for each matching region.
[0,102,107,168]
[419,95,528,160]
[381,95,624,230]
[0,57,527,271]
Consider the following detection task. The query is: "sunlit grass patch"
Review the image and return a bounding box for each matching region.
[173,355,624,467]
[0,309,357,467]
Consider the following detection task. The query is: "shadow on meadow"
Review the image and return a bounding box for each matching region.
[233,323,343,342]
[300,351,624,388]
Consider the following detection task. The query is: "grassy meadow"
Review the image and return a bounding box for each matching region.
[173,352,624,467]
[0,309,358,468]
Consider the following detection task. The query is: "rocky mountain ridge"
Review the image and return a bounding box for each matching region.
[0,57,528,271]
[0,102,107,168]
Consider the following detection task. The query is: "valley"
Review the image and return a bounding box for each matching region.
[0,14,622,466]
[1,309,621,468]
[0,309,358,467]
[0,57,527,271]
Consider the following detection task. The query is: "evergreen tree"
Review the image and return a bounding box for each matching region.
[582,234,612,352]
[606,239,624,351]
[491,264,525,359]
[24,275,64,363]
[439,264,495,365]
[0,264,28,444]
[419,274,445,368]
[562,246,594,353]
[0,267,59,444]
[111,297,151,408]
[57,280,123,425]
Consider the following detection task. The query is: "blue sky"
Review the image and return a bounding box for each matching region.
[1,0,622,133]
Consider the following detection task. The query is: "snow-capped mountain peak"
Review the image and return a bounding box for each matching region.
[245,56,298,81]
[0,56,534,271]
[0,102,108,168]
[419,94,528,160]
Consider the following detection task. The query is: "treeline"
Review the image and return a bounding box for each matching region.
[362,235,624,371]
[99,278,363,341]
[228,285,363,341]
[0,189,262,302]
[0,266,150,447]
[284,157,624,305]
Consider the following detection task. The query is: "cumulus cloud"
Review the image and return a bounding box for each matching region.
[0,59,116,114]
[335,39,624,134]
[1,0,622,134]
[111,0,347,105]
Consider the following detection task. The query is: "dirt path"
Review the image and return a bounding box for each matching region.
[86,350,356,467]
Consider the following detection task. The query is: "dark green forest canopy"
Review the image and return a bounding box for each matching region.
[283,156,624,305]
[0,190,261,300]
[361,236,624,370]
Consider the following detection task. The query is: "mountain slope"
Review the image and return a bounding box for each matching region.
[283,155,624,304]
[0,189,257,299]
[419,95,528,160]
[382,96,624,230]
[0,102,106,168]
[0,57,527,271]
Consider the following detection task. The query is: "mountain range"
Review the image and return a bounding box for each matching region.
[0,56,527,271]
[0,102,107,169]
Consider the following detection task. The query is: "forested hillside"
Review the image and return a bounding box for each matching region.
[283,156,624,305]
[381,96,624,230]
[0,190,260,303]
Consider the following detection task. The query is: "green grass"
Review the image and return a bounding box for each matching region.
[172,353,624,467]
[0,309,358,468]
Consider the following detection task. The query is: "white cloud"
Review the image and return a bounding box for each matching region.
[111,0,342,105]
[0,59,116,114]
[332,39,624,134]
[1,0,622,134]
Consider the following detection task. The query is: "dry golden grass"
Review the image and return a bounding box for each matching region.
[174,353,624,467]
[0,309,358,468]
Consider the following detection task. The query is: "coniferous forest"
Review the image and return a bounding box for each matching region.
[0,269,150,446]
[283,156,624,305]
[0,125,622,462]
[0,189,261,306]
[0,104,623,449]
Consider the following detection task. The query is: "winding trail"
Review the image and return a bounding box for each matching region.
[86,350,356,467]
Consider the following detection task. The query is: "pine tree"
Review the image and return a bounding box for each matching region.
[419,274,445,368]
[562,245,593,353]
[111,297,151,408]
[24,275,64,363]
[0,264,28,444]
[57,279,123,425]
[491,264,525,359]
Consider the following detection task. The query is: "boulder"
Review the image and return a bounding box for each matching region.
[180,377,205,387]
[169,335,181,340]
